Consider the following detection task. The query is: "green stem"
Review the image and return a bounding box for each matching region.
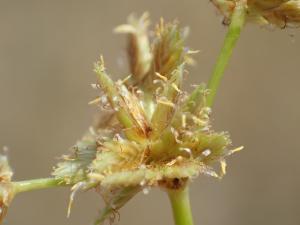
[168,187,194,225]
[13,178,67,194]
[207,0,247,107]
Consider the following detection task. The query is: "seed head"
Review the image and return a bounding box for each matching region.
[212,0,300,28]
[0,155,14,223]
[53,14,241,224]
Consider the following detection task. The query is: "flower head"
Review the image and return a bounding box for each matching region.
[0,154,14,223]
[53,14,241,224]
[212,0,300,28]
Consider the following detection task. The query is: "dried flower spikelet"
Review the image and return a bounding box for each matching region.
[150,20,189,80]
[150,64,183,138]
[116,14,197,90]
[94,58,150,142]
[115,12,152,84]
[211,0,300,28]
[266,1,300,27]
[0,155,14,223]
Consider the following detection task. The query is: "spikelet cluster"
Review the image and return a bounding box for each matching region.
[0,155,14,223]
[52,13,240,224]
[211,0,300,28]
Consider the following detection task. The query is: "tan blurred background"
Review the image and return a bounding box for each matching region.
[0,1,299,225]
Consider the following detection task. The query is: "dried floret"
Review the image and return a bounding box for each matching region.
[0,155,14,223]
[115,12,152,84]
[212,0,300,28]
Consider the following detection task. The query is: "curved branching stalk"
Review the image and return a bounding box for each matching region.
[207,0,247,107]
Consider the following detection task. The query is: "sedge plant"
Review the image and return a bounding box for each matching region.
[1,1,299,224]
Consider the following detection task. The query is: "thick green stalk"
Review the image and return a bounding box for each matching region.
[13,178,67,194]
[207,0,247,107]
[168,187,194,225]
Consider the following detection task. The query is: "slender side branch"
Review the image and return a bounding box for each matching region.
[168,187,194,225]
[13,178,68,194]
[207,0,247,107]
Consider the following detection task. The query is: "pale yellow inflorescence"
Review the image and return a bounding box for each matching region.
[0,13,242,225]
[52,14,242,224]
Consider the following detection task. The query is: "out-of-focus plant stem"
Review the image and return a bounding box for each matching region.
[207,0,247,107]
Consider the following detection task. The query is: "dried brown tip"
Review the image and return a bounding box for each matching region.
[115,12,152,84]
[212,0,300,28]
